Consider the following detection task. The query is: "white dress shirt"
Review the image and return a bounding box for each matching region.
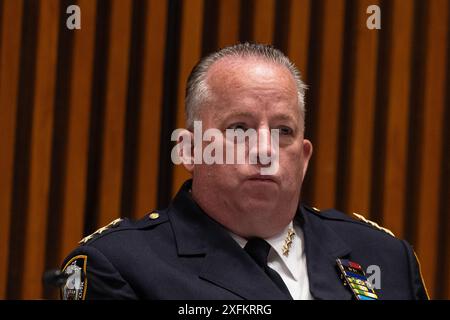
[229,221,314,300]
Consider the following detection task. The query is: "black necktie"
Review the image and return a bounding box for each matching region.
[244,238,293,299]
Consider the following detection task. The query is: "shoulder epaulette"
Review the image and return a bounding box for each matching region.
[79,218,123,244]
[303,204,322,214]
[352,212,396,237]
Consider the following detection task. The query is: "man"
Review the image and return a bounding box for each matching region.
[61,43,428,300]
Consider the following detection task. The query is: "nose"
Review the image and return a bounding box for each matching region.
[249,127,277,166]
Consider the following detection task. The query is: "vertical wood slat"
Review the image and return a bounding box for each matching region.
[217,0,240,47]
[311,0,346,208]
[415,0,449,298]
[381,0,415,238]
[172,0,205,196]
[57,0,97,264]
[345,0,380,215]
[0,0,23,300]
[286,0,311,80]
[251,0,275,44]
[97,0,133,227]
[133,0,168,218]
[21,0,60,299]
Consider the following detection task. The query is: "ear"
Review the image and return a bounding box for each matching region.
[301,139,313,179]
[178,129,195,173]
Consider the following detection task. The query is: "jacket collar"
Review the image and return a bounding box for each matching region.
[169,180,289,299]
[169,180,352,300]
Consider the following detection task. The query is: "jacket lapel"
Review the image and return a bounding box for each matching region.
[169,181,288,300]
[298,205,353,300]
[199,239,289,300]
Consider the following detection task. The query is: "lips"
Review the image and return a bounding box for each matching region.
[246,174,280,184]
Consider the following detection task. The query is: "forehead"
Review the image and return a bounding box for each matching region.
[206,56,297,95]
[203,57,300,120]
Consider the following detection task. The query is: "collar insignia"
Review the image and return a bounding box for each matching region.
[282,228,295,256]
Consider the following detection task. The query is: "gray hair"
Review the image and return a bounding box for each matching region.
[185,43,307,130]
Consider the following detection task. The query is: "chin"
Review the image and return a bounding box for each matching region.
[240,200,278,215]
[240,219,290,239]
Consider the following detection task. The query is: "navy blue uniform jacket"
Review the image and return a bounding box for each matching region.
[61,180,428,300]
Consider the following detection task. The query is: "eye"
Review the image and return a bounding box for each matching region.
[227,123,248,131]
[278,126,293,135]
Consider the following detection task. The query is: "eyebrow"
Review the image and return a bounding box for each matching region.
[271,113,297,123]
[215,111,298,125]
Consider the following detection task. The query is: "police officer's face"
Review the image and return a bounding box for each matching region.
[188,57,313,238]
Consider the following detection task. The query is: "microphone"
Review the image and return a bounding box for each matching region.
[42,269,72,288]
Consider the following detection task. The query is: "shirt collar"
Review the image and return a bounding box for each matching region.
[228,221,301,281]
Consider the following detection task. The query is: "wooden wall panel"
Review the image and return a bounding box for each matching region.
[345,0,379,216]
[251,0,275,44]
[310,0,346,208]
[415,0,449,297]
[21,0,60,299]
[0,0,23,300]
[133,0,168,218]
[381,0,415,238]
[97,0,132,227]
[0,0,448,299]
[286,0,311,80]
[217,0,240,47]
[57,0,97,266]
